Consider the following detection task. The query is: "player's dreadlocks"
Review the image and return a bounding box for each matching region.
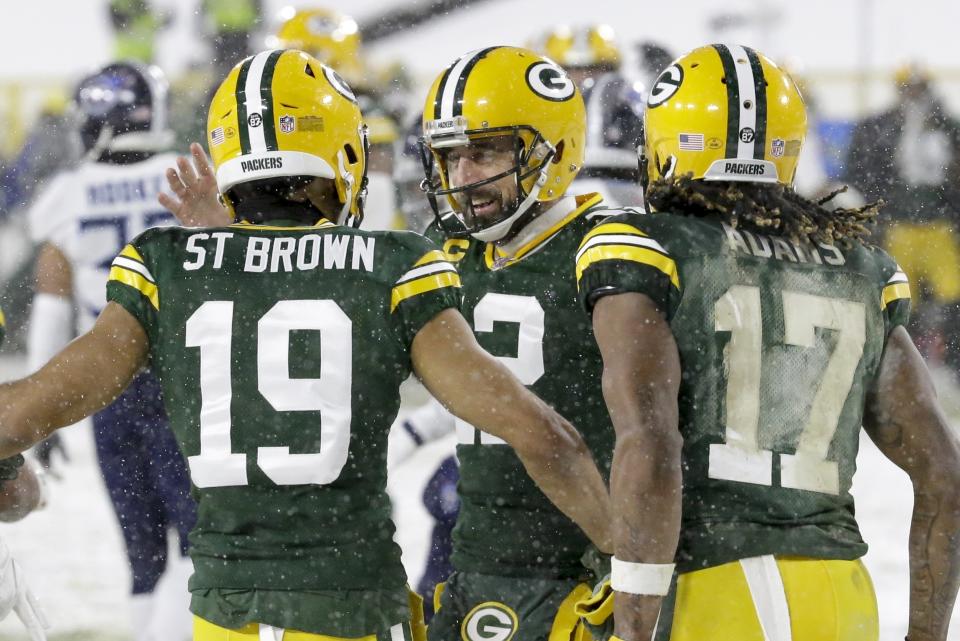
[645,174,881,248]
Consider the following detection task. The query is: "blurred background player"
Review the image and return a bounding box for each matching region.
[271,6,401,230]
[843,64,960,375]
[201,0,262,78]
[394,112,438,234]
[532,24,644,207]
[108,0,170,63]
[0,305,48,641]
[26,61,196,641]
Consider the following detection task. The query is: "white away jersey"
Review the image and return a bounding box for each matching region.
[28,153,178,332]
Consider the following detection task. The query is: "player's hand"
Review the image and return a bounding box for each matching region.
[0,541,49,640]
[32,435,68,480]
[158,142,231,227]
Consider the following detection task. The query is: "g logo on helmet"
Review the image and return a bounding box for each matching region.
[648,63,684,108]
[323,66,357,103]
[460,602,518,641]
[525,62,575,102]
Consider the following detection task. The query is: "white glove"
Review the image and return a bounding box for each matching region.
[387,398,456,468]
[0,539,49,641]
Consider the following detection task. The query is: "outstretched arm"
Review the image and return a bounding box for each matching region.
[157,142,231,227]
[592,292,683,641]
[864,326,960,641]
[411,308,612,553]
[0,303,148,458]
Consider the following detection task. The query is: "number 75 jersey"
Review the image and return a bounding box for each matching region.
[105,222,460,595]
[576,212,911,573]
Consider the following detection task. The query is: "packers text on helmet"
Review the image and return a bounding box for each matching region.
[643,44,807,188]
[207,49,368,225]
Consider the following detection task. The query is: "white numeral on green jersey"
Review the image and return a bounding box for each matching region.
[456,293,545,445]
[710,287,865,495]
[185,300,352,488]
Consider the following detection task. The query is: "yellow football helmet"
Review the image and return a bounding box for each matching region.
[272,8,365,87]
[643,44,807,188]
[535,24,620,70]
[420,46,586,241]
[207,49,368,224]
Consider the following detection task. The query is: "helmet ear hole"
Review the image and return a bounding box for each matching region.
[343,144,358,164]
[304,64,317,78]
[552,140,565,163]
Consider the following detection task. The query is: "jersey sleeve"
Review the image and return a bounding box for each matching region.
[877,255,911,333]
[0,305,6,347]
[575,214,681,316]
[105,238,160,342]
[389,234,462,349]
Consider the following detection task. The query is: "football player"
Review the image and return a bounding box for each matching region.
[415,47,625,641]
[576,44,960,640]
[271,7,400,231]
[531,25,645,207]
[26,61,196,641]
[161,46,622,641]
[0,49,612,641]
[0,306,48,641]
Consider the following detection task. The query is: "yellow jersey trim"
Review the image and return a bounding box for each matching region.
[229,218,336,231]
[484,193,604,270]
[390,271,461,312]
[577,221,648,249]
[415,250,448,267]
[576,244,680,289]
[109,265,160,310]
[882,282,911,308]
[120,244,148,264]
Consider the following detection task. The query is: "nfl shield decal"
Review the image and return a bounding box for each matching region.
[771,138,785,157]
[279,115,295,134]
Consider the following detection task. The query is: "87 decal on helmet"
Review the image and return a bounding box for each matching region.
[206,49,369,226]
[641,44,807,192]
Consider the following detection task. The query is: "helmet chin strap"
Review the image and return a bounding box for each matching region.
[469,164,550,243]
[336,150,355,226]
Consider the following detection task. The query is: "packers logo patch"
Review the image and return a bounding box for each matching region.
[648,63,684,108]
[461,602,518,641]
[525,61,575,102]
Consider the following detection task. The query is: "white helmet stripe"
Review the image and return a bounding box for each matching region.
[243,51,273,154]
[439,52,476,120]
[728,44,757,160]
[438,48,499,120]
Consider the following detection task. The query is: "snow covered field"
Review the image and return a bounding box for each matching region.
[0,351,956,640]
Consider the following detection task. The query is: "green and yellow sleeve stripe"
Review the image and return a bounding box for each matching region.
[108,244,159,310]
[881,266,910,309]
[391,251,461,312]
[0,306,5,329]
[575,222,680,289]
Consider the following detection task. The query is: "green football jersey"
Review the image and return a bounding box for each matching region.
[576,212,911,573]
[105,218,460,633]
[427,194,620,579]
